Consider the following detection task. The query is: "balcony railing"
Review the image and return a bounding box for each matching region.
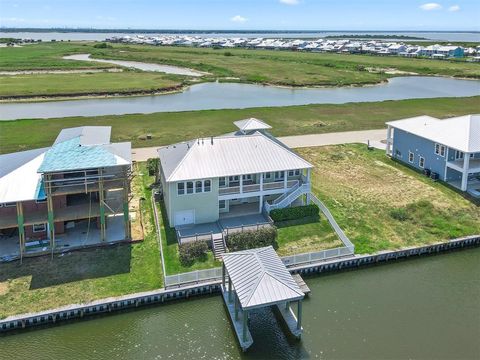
[218,180,300,196]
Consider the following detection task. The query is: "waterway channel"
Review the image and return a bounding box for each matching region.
[1,248,479,359]
[1,76,479,120]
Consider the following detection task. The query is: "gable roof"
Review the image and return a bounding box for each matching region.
[234,118,272,132]
[158,132,313,182]
[387,114,480,153]
[222,246,304,310]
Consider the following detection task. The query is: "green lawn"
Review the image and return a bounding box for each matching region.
[298,144,480,254]
[157,200,221,275]
[0,42,479,97]
[276,216,342,256]
[2,96,480,154]
[0,162,162,319]
[0,71,184,97]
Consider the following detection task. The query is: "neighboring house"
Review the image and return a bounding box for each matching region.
[158,118,313,229]
[385,115,480,196]
[0,126,132,259]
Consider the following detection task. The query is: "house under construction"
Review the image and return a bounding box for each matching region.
[0,126,132,262]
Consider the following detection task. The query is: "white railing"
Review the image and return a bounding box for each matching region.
[281,246,354,267]
[165,267,223,287]
[218,180,299,196]
[267,183,310,211]
[272,181,300,205]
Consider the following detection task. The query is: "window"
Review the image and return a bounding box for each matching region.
[204,180,211,192]
[242,174,252,181]
[229,175,239,183]
[195,181,203,193]
[33,223,46,233]
[419,156,425,169]
[219,177,226,187]
[435,143,446,157]
[288,170,294,177]
[186,182,194,194]
[408,151,414,163]
[455,151,464,160]
[275,171,285,180]
[470,153,475,158]
[395,149,402,158]
[295,169,301,176]
[177,183,185,195]
[264,172,271,179]
[219,200,226,209]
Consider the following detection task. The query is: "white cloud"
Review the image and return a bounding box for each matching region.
[448,5,460,11]
[0,17,26,23]
[419,3,442,10]
[230,15,247,23]
[280,0,300,4]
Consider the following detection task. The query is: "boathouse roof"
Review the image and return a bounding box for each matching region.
[222,246,304,310]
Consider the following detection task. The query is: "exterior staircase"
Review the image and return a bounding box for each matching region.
[212,233,227,259]
[265,183,311,212]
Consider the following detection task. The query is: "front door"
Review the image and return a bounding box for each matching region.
[175,210,195,226]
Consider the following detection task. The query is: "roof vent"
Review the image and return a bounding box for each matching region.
[211,136,214,145]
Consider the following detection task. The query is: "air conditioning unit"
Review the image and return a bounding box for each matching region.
[430,172,439,181]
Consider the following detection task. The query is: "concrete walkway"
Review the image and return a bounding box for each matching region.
[131,129,387,162]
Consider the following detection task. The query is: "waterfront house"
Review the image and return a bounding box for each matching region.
[157,119,313,237]
[0,126,132,260]
[385,115,480,197]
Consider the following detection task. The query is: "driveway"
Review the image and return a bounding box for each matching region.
[131,129,387,162]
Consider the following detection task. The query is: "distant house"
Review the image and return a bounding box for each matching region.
[0,127,132,260]
[157,119,313,232]
[386,115,480,197]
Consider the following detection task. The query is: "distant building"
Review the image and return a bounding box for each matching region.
[386,115,480,197]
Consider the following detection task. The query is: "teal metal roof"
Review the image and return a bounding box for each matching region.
[37,137,119,173]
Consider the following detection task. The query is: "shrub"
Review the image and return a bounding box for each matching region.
[389,208,410,221]
[178,241,209,266]
[93,42,111,48]
[224,51,233,56]
[227,227,277,252]
[270,204,320,222]
[146,158,159,176]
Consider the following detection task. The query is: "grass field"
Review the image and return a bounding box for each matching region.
[0,42,479,97]
[0,162,162,319]
[0,71,185,97]
[299,144,480,253]
[1,96,479,154]
[157,200,221,275]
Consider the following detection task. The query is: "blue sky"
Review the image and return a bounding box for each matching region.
[0,0,478,30]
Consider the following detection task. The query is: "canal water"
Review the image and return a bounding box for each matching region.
[1,248,479,359]
[1,76,479,120]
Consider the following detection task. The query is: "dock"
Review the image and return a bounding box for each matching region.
[293,273,310,295]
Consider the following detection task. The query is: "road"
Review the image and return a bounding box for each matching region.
[131,129,387,162]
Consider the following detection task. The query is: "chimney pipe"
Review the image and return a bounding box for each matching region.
[211,136,213,145]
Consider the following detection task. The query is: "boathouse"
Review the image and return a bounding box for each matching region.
[221,246,305,351]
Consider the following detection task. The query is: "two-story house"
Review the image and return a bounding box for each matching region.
[385,114,480,197]
[158,119,313,231]
[0,126,132,260]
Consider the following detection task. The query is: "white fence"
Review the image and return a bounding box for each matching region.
[165,267,223,287]
[281,246,354,267]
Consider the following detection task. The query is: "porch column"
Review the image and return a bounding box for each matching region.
[444,147,450,181]
[306,169,311,204]
[234,293,239,321]
[99,168,106,241]
[284,170,288,189]
[16,202,25,264]
[46,174,55,256]
[228,276,233,303]
[259,172,264,191]
[239,175,243,194]
[222,263,226,289]
[259,173,264,213]
[243,310,249,343]
[386,125,393,156]
[461,154,470,191]
[297,300,302,330]
[123,175,130,240]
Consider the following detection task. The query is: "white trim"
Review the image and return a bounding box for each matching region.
[419,156,425,169]
[2,202,16,207]
[408,151,414,163]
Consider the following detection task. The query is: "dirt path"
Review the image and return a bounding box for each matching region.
[131,129,387,161]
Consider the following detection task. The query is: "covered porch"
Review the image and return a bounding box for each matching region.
[446,154,480,193]
[221,246,305,351]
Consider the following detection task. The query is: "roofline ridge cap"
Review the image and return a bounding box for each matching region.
[166,141,198,181]
[258,132,313,167]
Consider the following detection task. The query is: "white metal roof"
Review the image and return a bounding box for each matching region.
[159,132,313,182]
[54,126,112,146]
[0,150,46,203]
[386,114,480,153]
[223,246,304,310]
[233,118,272,132]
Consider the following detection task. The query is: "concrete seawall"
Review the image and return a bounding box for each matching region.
[1,235,478,334]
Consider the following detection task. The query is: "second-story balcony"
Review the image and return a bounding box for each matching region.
[219,179,303,196]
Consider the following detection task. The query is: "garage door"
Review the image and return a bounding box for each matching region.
[175,210,195,226]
